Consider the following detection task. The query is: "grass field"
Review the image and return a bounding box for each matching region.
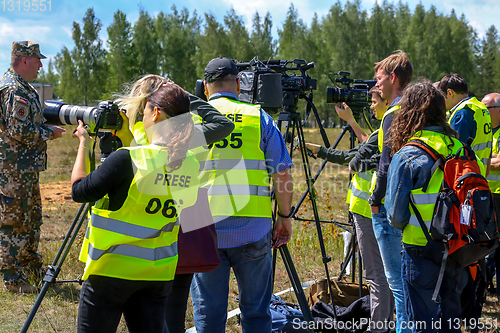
[0,126,499,332]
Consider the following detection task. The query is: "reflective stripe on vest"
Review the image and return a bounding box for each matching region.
[347,130,380,218]
[90,214,179,238]
[448,97,492,164]
[402,131,463,246]
[378,105,401,152]
[207,184,270,196]
[87,240,178,261]
[200,159,267,171]
[205,98,272,218]
[79,145,200,281]
[488,129,500,193]
[349,182,371,201]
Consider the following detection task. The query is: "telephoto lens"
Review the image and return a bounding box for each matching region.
[43,100,122,134]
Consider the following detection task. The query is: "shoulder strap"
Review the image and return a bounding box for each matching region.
[409,200,433,243]
[405,140,446,192]
[409,199,449,303]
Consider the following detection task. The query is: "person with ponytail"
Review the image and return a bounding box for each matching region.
[115,74,234,149]
[71,83,202,333]
[385,80,469,332]
[112,74,233,333]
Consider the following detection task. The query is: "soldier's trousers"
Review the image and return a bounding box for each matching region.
[0,172,43,284]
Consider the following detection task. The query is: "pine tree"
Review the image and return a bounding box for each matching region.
[156,6,200,91]
[132,9,159,76]
[250,11,275,60]
[106,10,134,96]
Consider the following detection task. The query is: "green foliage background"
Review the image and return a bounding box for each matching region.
[34,2,500,122]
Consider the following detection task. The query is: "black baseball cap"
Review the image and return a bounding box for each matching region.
[204,57,239,82]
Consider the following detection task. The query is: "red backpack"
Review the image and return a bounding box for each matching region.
[406,140,499,301]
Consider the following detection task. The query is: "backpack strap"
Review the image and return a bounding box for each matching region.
[405,140,446,192]
[409,200,433,243]
[432,245,450,302]
[409,199,449,303]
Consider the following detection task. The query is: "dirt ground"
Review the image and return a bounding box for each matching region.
[40,182,73,207]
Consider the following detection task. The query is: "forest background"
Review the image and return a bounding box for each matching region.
[34,0,500,124]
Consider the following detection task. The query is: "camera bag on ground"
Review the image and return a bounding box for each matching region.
[308,278,369,308]
[405,139,500,302]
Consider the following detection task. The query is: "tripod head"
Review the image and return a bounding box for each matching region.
[97,131,123,162]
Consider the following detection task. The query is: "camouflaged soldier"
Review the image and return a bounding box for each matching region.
[0,41,65,293]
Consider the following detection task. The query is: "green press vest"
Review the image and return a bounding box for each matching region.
[79,145,200,281]
[488,128,500,193]
[347,130,379,218]
[448,97,492,166]
[403,131,463,246]
[204,97,271,218]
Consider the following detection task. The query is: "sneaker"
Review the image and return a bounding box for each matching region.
[5,280,40,294]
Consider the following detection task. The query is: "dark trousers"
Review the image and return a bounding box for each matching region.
[402,246,468,333]
[78,275,173,333]
[165,273,194,333]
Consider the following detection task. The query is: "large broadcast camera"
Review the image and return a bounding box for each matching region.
[43,100,123,135]
[326,71,376,115]
[195,57,317,113]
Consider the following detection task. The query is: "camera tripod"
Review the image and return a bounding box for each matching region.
[294,112,376,297]
[271,89,348,332]
[21,132,121,333]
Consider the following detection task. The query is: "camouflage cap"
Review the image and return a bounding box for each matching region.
[11,41,46,59]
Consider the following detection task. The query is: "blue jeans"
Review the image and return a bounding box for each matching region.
[372,204,410,333]
[402,246,468,332]
[191,232,273,333]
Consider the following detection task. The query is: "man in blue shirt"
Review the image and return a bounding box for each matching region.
[437,73,492,170]
[190,57,293,333]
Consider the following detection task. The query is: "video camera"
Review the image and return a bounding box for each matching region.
[43,100,123,135]
[326,71,376,114]
[195,57,317,113]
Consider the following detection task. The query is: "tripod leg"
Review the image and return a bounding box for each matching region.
[21,202,90,333]
[279,245,317,333]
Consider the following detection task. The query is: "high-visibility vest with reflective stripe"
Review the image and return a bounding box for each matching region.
[369,104,401,204]
[378,104,401,152]
[448,97,492,166]
[403,131,463,246]
[204,97,271,218]
[79,145,200,281]
[488,129,500,193]
[132,115,211,182]
[347,171,373,218]
[346,130,379,218]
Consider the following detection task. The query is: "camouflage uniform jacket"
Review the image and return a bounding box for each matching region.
[0,69,54,173]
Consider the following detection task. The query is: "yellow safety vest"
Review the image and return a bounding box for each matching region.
[132,114,211,179]
[346,130,379,218]
[402,131,463,246]
[203,97,272,218]
[369,104,401,203]
[488,128,500,193]
[377,104,401,152]
[448,97,492,166]
[79,145,200,281]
